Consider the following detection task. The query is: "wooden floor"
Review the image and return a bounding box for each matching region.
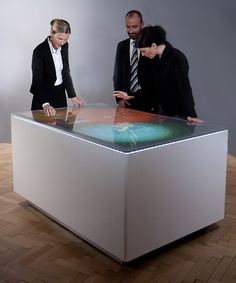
[1,143,236,283]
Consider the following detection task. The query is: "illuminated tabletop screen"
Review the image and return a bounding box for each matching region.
[16,105,226,153]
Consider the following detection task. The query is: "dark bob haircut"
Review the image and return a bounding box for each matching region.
[137,25,166,48]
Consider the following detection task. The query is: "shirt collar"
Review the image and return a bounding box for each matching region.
[48,37,61,54]
[130,39,136,47]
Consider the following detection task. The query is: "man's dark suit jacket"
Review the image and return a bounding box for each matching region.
[150,42,197,118]
[30,38,76,110]
[113,39,153,111]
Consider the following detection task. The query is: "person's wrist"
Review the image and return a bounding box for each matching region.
[42,102,50,108]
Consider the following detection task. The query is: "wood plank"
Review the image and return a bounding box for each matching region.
[1,143,236,282]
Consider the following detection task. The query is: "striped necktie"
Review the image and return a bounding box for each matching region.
[130,41,139,92]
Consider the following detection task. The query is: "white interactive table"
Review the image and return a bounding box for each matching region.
[11,105,228,262]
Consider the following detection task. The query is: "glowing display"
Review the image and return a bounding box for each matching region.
[17,105,226,152]
[75,122,188,147]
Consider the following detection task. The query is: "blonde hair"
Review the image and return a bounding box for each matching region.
[50,19,71,34]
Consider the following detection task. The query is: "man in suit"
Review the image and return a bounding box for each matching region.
[113,10,152,112]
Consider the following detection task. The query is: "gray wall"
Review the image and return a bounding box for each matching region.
[1,0,236,155]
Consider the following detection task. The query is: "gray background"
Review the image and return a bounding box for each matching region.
[1,0,235,154]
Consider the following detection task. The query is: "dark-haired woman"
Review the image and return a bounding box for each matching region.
[136,25,203,123]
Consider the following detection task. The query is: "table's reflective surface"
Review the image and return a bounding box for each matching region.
[15,105,226,152]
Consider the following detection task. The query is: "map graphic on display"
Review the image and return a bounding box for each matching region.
[18,105,226,152]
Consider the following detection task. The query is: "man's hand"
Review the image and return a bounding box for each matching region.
[113,91,134,100]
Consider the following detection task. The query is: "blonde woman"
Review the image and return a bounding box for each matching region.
[30,19,84,116]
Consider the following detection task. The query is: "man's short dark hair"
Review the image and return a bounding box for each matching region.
[137,25,166,48]
[125,10,143,22]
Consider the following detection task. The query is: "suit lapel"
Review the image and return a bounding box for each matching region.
[43,38,56,74]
